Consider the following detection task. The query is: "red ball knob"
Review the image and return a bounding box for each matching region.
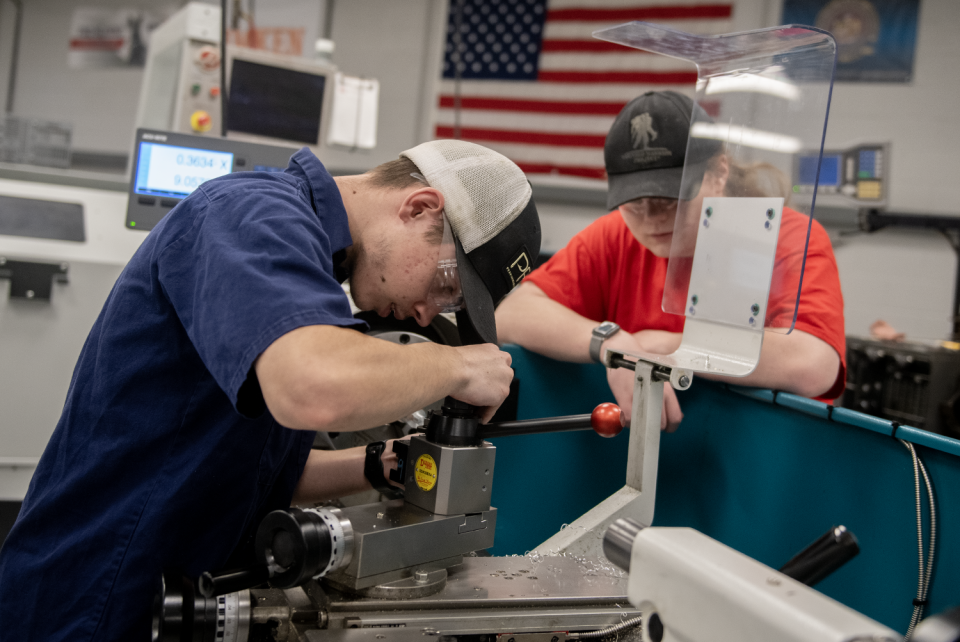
[591,402,625,438]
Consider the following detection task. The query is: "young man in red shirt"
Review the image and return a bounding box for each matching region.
[496,91,845,431]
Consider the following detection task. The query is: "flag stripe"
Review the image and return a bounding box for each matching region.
[543,18,732,38]
[515,162,607,179]
[439,95,628,115]
[541,39,651,52]
[539,52,697,71]
[436,108,616,133]
[548,5,733,21]
[439,140,603,165]
[537,69,698,83]
[439,80,694,101]
[436,125,606,148]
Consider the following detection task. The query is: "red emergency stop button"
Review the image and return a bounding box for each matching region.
[190,110,212,132]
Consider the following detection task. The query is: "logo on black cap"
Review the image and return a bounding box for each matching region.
[504,246,532,288]
[622,112,672,166]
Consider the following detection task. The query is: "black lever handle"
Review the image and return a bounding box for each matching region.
[198,565,270,598]
[480,403,626,439]
[779,525,859,587]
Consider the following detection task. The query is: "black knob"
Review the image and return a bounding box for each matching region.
[779,525,859,587]
[255,507,353,588]
[425,396,481,446]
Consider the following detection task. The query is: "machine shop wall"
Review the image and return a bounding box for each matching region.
[0,0,190,155]
[0,0,446,167]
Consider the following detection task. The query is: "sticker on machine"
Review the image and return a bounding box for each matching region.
[414,454,438,492]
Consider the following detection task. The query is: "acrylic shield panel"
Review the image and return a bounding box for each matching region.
[593,23,836,376]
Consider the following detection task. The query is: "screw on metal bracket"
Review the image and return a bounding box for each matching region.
[678,375,691,388]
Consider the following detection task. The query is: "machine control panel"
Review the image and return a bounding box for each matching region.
[793,143,888,208]
[126,129,299,231]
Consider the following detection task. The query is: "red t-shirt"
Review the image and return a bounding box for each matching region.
[526,207,847,400]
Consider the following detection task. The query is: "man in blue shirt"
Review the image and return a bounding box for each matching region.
[0,140,541,641]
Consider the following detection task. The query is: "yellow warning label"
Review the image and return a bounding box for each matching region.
[414,454,438,492]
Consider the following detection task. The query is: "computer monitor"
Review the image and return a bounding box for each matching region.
[224,46,336,148]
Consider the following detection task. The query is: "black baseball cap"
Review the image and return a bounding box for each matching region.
[401,140,542,345]
[604,91,722,210]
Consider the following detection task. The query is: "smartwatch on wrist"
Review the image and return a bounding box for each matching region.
[590,321,621,363]
[364,441,402,497]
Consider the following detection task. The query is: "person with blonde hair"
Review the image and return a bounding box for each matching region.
[497,91,845,430]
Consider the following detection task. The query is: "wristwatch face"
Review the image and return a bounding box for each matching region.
[595,321,619,338]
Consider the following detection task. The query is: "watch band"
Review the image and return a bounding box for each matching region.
[590,321,621,363]
[364,441,401,497]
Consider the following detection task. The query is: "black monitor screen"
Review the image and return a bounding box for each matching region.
[228,59,326,145]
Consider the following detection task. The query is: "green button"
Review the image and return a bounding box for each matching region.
[191,83,201,96]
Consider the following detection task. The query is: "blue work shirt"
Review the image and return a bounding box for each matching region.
[0,149,364,640]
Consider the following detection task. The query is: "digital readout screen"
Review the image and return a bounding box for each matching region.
[134,142,234,198]
[798,154,841,187]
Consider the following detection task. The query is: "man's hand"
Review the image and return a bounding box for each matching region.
[449,344,514,423]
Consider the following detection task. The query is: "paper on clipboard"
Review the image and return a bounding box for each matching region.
[328,73,379,149]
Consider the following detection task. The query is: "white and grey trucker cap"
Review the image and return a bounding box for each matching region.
[400,140,541,345]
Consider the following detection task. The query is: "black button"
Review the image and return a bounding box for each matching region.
[137,196,156,205]
[160,199,179,208]
[235,158,246,167]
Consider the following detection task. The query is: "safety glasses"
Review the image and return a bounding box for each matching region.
[429,211,464,312]
[410,171,465,312]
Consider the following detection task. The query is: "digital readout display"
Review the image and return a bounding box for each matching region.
[134,142,234,198]
[798,154,841,187]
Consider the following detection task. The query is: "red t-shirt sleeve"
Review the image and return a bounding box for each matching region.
[525,213,619,323]
[767,209,847,400]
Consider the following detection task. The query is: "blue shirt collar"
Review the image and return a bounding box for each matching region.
[286,148,353,252]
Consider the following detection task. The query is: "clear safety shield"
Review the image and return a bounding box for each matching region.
[594,24,836,335]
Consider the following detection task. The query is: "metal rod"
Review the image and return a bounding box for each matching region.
[479,414,592,439]
[859,209,960,339]
[6,0,24,114]
[322,0,335,40]
[220,0,228,137]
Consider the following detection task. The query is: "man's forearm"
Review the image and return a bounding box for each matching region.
[495,283,596,362]
[257,326,499,432]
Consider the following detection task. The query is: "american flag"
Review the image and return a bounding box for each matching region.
[435,0,735,181]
